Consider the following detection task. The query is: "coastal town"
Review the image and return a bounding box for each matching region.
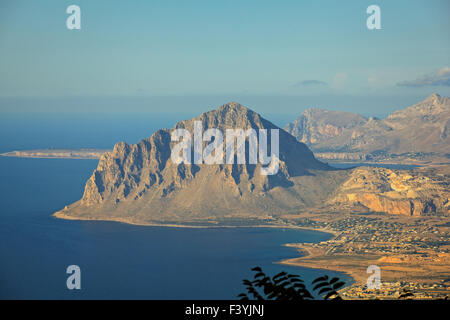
[280,213,450,299]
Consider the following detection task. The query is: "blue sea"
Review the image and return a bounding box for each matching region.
[0,113,352,299]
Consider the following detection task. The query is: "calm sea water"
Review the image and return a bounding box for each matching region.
[0,113,352,299]
[0,157,353,299]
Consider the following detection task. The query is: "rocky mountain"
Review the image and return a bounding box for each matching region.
[55,102,340,224]
[284,94,450,161]
[54,102,449,224]
[328,167,450,216]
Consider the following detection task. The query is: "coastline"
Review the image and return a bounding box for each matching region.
[278,244,360,285]
[277,228,359,286]
[54,211,355,287]
[4,148,448,167]
[0,149,108,160]
[53,211,339,233]
[0,155,101,160]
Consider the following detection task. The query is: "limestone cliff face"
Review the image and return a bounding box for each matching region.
[57,102,333,223]
[82,129,172,205]
[284,108,367,149]
[330,167,449,216]
[55,102,449,224]
[285,94,450,157]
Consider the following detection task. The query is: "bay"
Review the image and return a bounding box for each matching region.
[0,156,353,299]
[0,113,352,299]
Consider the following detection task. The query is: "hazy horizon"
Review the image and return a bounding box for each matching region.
[0,92,445,120]
[1,0,449,117]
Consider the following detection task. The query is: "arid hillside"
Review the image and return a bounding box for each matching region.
[284,94,450,162]
[54,102,449,224]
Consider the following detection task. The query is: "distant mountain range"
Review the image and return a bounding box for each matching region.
[284,94,450,162]
[54,101,449,224]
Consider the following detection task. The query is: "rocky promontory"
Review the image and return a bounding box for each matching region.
[54,102,450,225]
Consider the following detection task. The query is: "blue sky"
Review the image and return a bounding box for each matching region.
[0,0,449,115]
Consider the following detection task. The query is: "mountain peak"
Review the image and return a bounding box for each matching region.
[422,93,441,104]
[393,93,449,117]
[285,94,450,156]
[215,101,254,116]
[54,101,329,224]
[176,101,275,132]
[221,101,245,108]
[429,92,440,99]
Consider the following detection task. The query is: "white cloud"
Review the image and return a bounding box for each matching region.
[397,67,450,87]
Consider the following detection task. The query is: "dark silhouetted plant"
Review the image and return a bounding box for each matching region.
[312,275,346,300]
[398,288,414,299]
[238,267,345,300]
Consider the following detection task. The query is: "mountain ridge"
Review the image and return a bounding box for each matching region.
[284,94,450,160]
[54,101,450,224]
[55,102,338,224]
